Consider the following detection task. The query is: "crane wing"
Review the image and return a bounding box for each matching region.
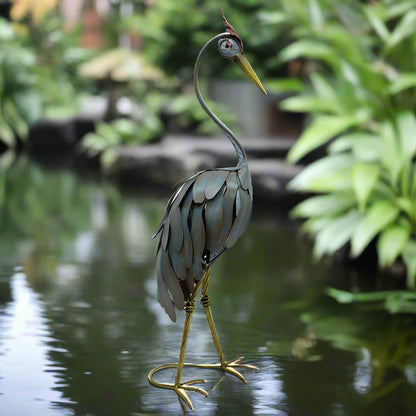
[155,166,252,321]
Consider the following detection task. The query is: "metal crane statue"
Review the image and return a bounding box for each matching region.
[148,11,267,411]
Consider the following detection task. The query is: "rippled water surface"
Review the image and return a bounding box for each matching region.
[0,157,415,416]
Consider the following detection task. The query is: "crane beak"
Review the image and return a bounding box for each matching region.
[233,52,267,95]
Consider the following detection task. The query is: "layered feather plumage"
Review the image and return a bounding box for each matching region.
[154,163,252,321]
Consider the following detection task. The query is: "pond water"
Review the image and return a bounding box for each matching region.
[0,156,415,416]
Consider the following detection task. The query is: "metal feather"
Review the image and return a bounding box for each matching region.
[180,190,194,269]
[157,271,176,322]
[153,175,198,239]
[238,164,251,191]
[226,187,252,248]
[181,270,195,298]
[205,184,225,251]
[161,217,170,250]
[218,172,238,244]
[168,237,187,279]
[193,172,211,203]
[204,171,228,200]
[160,250,185,309]
[171,176,198,211]
[169,204,183,251]
[190,204,205,279]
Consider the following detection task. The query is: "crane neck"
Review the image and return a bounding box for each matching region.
[193,32,247,167]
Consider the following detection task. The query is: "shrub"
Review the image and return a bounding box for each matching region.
[262,0,416,286]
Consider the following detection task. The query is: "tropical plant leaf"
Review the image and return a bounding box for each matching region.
[101,148,118,170]
[0,111,15,147]
[377,223,411,267]
[308,0,323,28]
[292,193,355,218]
[0,150,15,172]
[257,11,290,25]
[310,73,339,103]
[379,119,401,187]
[387,9,416,49]
[396,197,414,220]
[411,166,416,200]
[81,133,107,156]
[13,91,42,125]
[388,72,416,95]
[350,201,400,257]
[280,95,339,114]
[364,5,389,41]
[329,132,380,162]
[3,99,28,139]
[287,114,363,163]
[403,241,416,288]
[265,78,304,94]
[313,210,362,258]
[396,111,416,161]
[288,154,354,193]
[301,216,333,234]
[385,1,416,20]
[317,26,363,65]
[96,123,120,143]
[278,39,339,67]
[352,162,380,210]
[326,287,416,313]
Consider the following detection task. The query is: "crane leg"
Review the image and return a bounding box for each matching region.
[148,297,208,410]
[198,268,258,383]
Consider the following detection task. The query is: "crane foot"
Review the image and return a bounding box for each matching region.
[148,363,208,410]
[148,358,257,410]
[195,357,258,383]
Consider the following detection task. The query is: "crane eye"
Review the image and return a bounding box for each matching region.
[218,37,240,58]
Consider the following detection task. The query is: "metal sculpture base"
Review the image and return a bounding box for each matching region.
[148,269,258,411]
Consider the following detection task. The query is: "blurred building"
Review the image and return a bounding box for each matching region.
[61,0,140,50]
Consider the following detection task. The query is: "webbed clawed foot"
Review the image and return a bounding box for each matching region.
[221,356,259,383]
[148,364,208,410]
[194,356,258,383]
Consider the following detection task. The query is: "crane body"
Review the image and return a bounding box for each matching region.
[148,11,267,411]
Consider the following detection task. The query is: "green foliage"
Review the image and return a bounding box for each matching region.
[128,0,280,81]
[0,18,41,146]
[145,91,237,136]
[24,13,94,118]
[81,117,163,169]
[272,0,416,162]
[0,14,92,147]
[270,0,416,286]
[326,287,416,314]
[291,114,416,286]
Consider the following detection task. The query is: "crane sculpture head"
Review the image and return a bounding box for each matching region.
[218,10,266,95]
[149,11,266,412]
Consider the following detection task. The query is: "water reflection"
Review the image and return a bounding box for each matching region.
[0,158,415,415]
[0,273,69,416]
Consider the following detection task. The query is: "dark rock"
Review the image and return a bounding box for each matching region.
[72,117,97,143]
[29,119,76,153]
[250,159,303,206]
[107,135,303,205]
[107,143,215,187]
[162,135,293,163]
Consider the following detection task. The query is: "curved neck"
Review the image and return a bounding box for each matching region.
[193,33,247,167]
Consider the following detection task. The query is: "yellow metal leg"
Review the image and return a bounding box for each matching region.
[148,275,209,410]
[148,299,208,410]
[148,268,257,411]
[199,268,258,383]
